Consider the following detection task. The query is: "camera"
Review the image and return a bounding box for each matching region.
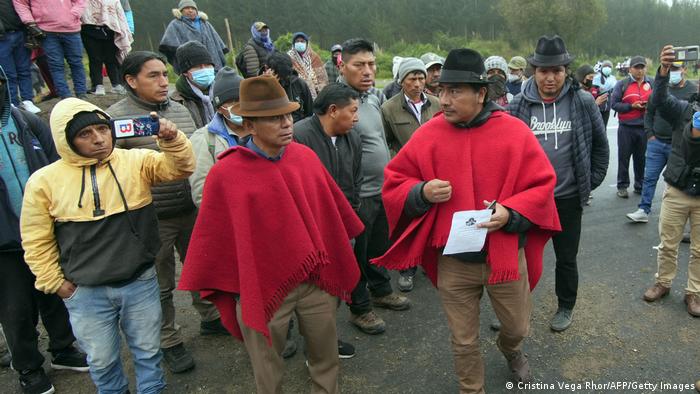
[684,167,700,196]
[673,46,699,62]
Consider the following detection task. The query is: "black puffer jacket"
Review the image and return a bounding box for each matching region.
[0,0,24,34]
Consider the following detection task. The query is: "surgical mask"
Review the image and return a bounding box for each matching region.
[294,42,307,53]
[507,73,520,83]
[227,113,243,126]
[670,71,682,86]
[222,105,243,126]
[191,68,215,88]
[487,74,507,99]
[602,66,612,77]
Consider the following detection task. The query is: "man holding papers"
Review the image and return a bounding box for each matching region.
[373,48,560,393]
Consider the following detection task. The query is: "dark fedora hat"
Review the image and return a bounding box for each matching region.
[232,76,300,117]
[528,35,575,67]
[438,48,491,85]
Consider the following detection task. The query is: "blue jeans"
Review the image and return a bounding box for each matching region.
[63,267,166,394]
[639,138,672,213]
[0,30,33,105]
[41,32,87,98]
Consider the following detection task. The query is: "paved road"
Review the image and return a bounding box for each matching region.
[3,114,699,394]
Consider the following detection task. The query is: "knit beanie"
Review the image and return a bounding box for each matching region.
[212,67,244,108]
[575,64,595,83]
[397,57,426,84]
[484,56,508,76]
[178,0,197,10]
[66,110,111,151]
[176,41,213,74]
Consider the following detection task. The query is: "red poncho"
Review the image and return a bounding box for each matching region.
[179,143,364,341]
[372,111,561,289]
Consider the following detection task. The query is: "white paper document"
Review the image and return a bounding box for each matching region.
[442,209,493,255]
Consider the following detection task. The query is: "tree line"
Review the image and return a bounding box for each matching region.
[131,0,700,61]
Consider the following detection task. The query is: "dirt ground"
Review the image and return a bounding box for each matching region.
[2,95,699,394]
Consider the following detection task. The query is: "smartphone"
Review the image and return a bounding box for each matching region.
[112,116,160,139]
[672,46,699,62]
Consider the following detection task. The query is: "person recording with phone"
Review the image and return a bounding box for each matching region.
[108,51,228,374]
[641,44,700,318]
[592,60,617,126]
[20,97,195,393]
[611,55,654,199]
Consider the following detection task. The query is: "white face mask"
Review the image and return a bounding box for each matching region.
[507,73,521,83]
[294,42,307,53]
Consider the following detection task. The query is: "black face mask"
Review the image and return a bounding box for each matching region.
[487,74,506,99]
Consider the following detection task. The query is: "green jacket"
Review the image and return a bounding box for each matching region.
[381,92,439,153]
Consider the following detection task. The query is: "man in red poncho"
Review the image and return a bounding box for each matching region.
[178,75,363,394]
[372,48,561,393]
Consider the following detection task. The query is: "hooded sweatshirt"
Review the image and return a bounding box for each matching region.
[519,78,577,198]
[20,98,195,293]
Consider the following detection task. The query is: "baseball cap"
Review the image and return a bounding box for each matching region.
[420,52,445,69]
[629,56,646,67]
[253,21,269,31]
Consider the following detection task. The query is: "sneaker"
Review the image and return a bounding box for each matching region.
[617,189,629,198]
[337,340,355,359]
[397,273,414,292]
[0,348,11,368]
[19,369,55,394]
[372,293,410,311]
[161,343,195,373]
[50,346,89,372]
[94,85,106,96]
[20,100,41,114]
[200,318,230,336]
[112,85,126,95]
[505,351,530,383]
[626,209,649,223]
[349,311,386,335]
[550,307,573,332]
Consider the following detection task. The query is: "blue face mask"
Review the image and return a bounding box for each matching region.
[294,42,307,53]
[670,71,682,86]
[602,66,612,77]
[228,113,243,126]
[191,67,215,88]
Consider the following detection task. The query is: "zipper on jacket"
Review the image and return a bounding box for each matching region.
[90,164,105,217]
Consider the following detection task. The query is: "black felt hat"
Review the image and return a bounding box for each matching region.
[438,48,491,84]
[528,35,574,67]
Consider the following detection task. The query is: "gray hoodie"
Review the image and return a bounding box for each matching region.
[520,78,577,199]
[340,77,391,198]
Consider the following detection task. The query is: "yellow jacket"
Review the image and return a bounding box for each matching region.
[21,98,195,293]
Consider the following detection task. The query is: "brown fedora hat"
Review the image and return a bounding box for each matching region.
[232,76,300,117]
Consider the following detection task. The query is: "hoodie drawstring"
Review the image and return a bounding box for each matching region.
[107,162,139,237]
[78,166,86,208]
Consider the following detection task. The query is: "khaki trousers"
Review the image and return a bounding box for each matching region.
[237,283,339,394]
[438,250,531,394]
[156,210,220,349]
[656,185,700,294]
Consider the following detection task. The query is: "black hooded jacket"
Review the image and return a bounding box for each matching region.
[0,69,59,251]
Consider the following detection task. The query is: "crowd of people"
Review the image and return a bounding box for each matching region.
[1,1,700,394]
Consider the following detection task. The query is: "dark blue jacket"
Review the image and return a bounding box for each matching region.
[0,106,58,251]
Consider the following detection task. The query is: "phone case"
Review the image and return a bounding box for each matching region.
[112,117,160,139]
